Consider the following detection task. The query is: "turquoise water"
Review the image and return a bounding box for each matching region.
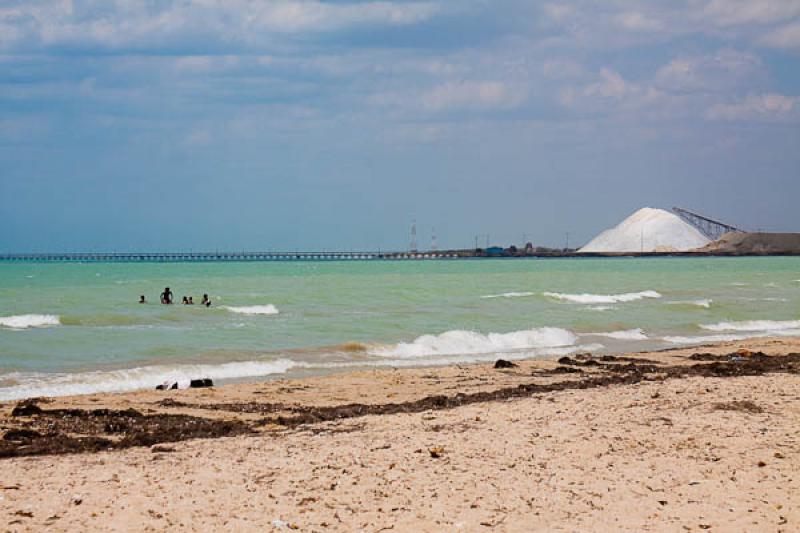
[1,257,798,399]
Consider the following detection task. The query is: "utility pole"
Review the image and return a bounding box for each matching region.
[564,232,570,251]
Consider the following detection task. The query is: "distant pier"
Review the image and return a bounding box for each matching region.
[0,251,462,263]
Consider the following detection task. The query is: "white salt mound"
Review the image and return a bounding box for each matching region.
[579,207,710,253]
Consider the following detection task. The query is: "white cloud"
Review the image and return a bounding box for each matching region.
[582,69,634,99]
[616,12,662,31]
[700,0,800,27]
[245,1,439,33]
[422,81,526,111]
[760,21,800,49]
[654,49,762,92]
[0,1,440,50]
[706,93,799,121]
[542,4,575,23]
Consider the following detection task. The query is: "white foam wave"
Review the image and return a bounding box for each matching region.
[664,328,800,345]
[370,327,577,359]
[700,320,800,332]
[481,292,536,299]
[544,290,661,304]
[224,305,279,316]
[666,299,712,309]
[334,344,604,369]
[588,328,648,341]
[584,305,616,311]
[0,359,298,401]
[0,314,60,330]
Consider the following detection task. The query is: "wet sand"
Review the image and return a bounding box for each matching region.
[1,337,799,531]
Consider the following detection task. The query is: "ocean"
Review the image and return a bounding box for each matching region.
[1,257,798,400]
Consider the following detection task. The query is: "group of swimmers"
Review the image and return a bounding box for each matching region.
[138,287,211,307]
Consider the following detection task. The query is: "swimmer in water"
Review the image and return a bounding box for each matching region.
[139,295,146,304]
[201,294,211,307]
[187,296,194,305]
[182,296,189,305]
[160,287,173,305]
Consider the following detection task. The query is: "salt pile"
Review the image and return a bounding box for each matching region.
[579,207,710,253]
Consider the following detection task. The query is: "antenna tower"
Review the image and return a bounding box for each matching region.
[430,227,438,251]
[409,220,418,252]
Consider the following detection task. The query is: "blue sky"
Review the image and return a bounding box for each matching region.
[1,0,799,252]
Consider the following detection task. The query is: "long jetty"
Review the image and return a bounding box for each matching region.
[0,251,461,263]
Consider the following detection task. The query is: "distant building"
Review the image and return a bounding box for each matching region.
[485,246,505,256]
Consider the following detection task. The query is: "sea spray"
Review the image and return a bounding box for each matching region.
[370,327,577,358]
[0,314,60,330]
[544,290,662,304]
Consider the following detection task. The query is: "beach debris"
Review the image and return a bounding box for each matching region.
[429,445,445,458]
[70,495,83,506]
[757,460,767,467]
[155,378,214,391]
[713,401,764,414]
[737,348,753,357]
[774,451,785,459]
[494,359,518,369]
[3,429,43,441]
[10,401,43,417]
[151,445,177,453]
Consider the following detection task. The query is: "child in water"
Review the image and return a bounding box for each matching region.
[201,294,211,307]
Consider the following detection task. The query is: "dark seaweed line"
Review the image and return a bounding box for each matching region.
[2,353,797,459]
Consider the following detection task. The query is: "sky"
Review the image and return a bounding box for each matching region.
[1,0,799,252]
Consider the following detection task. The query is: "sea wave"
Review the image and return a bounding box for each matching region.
[666,299,712,309]
[544,290,661,304]
[700,320,800,332]
[0,314,60,330]
[481,292,536,299]
[369,327,577,359]
[584,305,616,312]
[224,304,280,316]
[664,328,800,345]
[0,358,299,401]
[588,328,648,341]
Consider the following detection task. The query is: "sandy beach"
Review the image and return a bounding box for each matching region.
[1,337,798,532]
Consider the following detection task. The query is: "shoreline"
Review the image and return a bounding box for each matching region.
[2,337,798,531]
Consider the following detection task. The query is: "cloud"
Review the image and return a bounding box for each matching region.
[654,49,762,92]
[0,1,441,51]
[760,21,800,49]
[699,0,800,27]
[706,93,799,121]
[581,69,635,99]
[615,12,662,31]
[421,81,526,111]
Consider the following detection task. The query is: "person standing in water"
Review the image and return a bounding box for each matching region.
[160,287,173,304]
[139,295,146,304]
[201,294,211,307]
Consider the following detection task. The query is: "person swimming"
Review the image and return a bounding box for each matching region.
[182,296,189,305]
[187,296,194,305]
[139,295,146,304]
[201,294,211,307]
[160,287,173,305]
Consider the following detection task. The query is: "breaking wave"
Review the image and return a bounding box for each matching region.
[588,328,648,341]
[0,314,60,330]
[224,305,280,316]
[481,292,536,299]
[700,320,800,332]
[666,299,712,309]
[0,358,299,401]
[544,290,661,304]
[369,327,578,359]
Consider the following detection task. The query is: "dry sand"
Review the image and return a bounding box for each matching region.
[1,338,799,532]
